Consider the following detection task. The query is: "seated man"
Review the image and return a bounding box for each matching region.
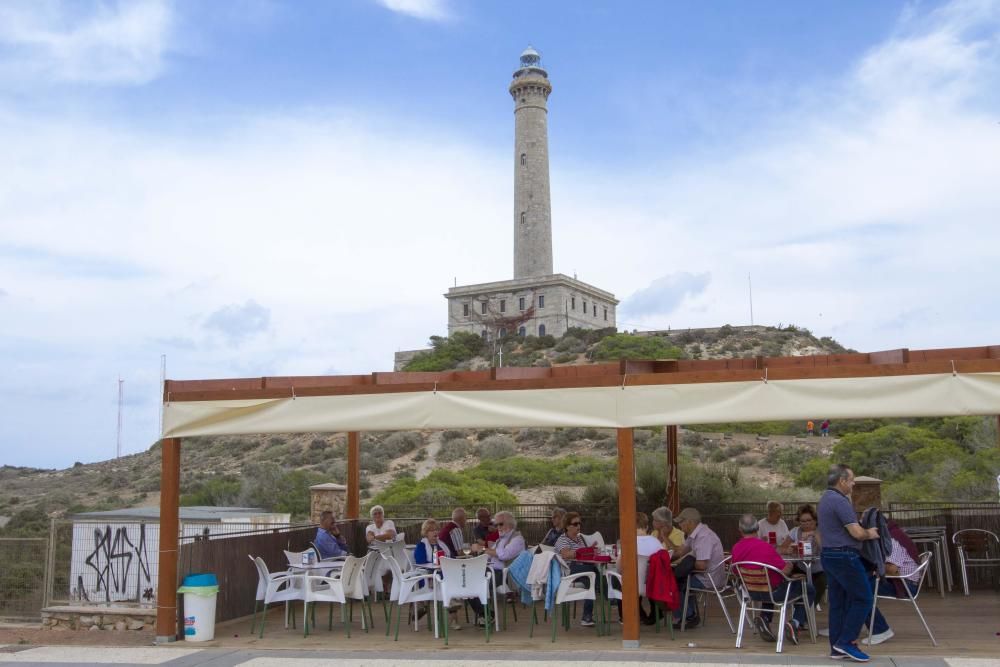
[670,507,725,629]
[467,511,526,625]
[472,507,495,545]
[315,510,348,559]
[862,530,922,646]
[438,507,468,556]
[731,513,815,644]
[541,507,566,547]
[757,501,790,545]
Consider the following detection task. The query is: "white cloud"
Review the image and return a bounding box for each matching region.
[0,0,174,85]
[375,0,451,22]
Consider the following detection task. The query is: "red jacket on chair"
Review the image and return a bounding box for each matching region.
[646,549,681,610]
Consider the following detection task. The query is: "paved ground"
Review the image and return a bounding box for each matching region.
[1,645,999,667]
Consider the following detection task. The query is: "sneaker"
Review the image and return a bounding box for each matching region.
[784,620,800,646]
[833,643,870,663]
[580,617,595,627]
[673,615,700,630]
[861,628,894,646]
[818,627,830,636]
[755,616,776,642]
[829,651,847,660]
[450,621,463,631]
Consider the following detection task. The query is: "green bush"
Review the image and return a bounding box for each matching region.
[468,455,613,488]
[372,469,516,508]
[404,331,486,371]
[478,435,515,460]
[590,334,683,361]
[437,438,474,462]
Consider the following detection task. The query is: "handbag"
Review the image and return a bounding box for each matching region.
[575,546,597,560]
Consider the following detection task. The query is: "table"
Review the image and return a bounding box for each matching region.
[903,526,952,598]
[783,554,819,589]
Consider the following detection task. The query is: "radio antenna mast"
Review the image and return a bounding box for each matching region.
[116,376,124,459]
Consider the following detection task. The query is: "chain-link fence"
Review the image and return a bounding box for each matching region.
[0,537,47,620]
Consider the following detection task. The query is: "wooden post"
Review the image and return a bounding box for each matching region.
[155,438,181,643]
[346,431,360,520]
[617,427,640,647]
[666,425,680,514]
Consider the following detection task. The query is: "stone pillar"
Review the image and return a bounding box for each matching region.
[852,476,882,512]
[310,483,347,523]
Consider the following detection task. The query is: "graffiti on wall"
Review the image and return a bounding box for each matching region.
[79,524,153,603]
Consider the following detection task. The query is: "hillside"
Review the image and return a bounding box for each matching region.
[0,324,907,533]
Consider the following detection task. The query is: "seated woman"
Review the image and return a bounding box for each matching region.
[366,505,397,592]
[554,511,597,628]
[614,512,665,625]
[780,504,826,608]
[542,507,567,547]
[651,506,685,550]
[413,518,461,630]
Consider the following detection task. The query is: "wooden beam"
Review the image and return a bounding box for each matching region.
[155,438,180,643]
[617,427,640,647]
[346,432,360,520]
[665,425,680,515]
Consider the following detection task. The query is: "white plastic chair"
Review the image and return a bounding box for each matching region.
[866,552,937,646]
[606,554,659,635]
[680,555,739,632]
[583,532,606,551]
[383,552,436,640]
[251,556,305,639]
[284,548,317,568]
[537,544,555,553]
[549,555,596,642]
[341,553,374,633]
[436,554,496,645]
[953,529,1000,596]
[302,568,348,637]
[731,560,816,653]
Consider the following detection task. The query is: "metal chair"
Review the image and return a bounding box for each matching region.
[731,560,816,653]
[867,552,937,646]
[953,529,1000,596]
[680,555,738,632]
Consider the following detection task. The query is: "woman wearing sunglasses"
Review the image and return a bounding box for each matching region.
[553,511,597,627]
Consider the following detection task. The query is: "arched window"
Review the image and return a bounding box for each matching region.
[520,153,527,166]
[538,324,546,336]
[518,326,526,337]
[520,212,526,225]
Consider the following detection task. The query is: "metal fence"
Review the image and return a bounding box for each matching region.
[0,538,47,621]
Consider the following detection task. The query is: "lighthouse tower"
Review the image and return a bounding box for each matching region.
[510,46,553,280]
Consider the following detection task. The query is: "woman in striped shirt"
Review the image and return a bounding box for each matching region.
[554,511,597,627]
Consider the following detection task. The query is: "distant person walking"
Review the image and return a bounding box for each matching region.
[819,464,881,663]
[821,419,831,437]
[807,420,815,436]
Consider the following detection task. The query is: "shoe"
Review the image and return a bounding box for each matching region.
[830,651,847,660]
[818,627,830,636]
[833,643,870,663]
[450,621,462,631]
[861,628,894,645]
[640,615,656,626]
[672,615,699,630]
[784,620,800,646]
[580,617,595,627]
[474,616,486,627]
[755,616,776,642]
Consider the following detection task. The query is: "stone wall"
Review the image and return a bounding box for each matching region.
[41,605,155,632]
[309,483,347,524]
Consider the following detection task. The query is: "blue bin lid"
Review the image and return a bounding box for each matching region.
[182,573,218,587]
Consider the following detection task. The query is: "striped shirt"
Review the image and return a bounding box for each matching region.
[887,537,919,582]
[554,533,586,554]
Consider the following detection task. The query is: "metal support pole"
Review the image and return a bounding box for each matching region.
[347,432,360,520]
[666,425,680,514]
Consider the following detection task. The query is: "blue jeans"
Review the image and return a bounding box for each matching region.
[821,548,874,650]
[752,579,815,628]
[866,577,918,634]
[674,575,709,621]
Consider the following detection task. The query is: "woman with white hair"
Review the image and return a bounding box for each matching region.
[365,505,397,544]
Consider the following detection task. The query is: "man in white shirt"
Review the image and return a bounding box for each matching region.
[757,501,790,544]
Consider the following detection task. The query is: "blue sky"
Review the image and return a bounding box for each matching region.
[1,0,998,469]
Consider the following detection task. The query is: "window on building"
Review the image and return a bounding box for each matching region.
[603,307,608,321]
[499,327,507,338]
[538,295,545,308]
[538,324,546,336]
[463,303,469,317]
[518,326,526,337]
[500,299,506,313]
[571,297,576,310]
[520,212,526,225]
[593,304,597,316]
[481,330,488,339]
[520,153,526,166]
[481,301,487,315]
[582,300,587,313]
[519,296,525,311]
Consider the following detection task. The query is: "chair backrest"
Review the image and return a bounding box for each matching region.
[584,532,606,551]
[250,555,267,600]
[706,554,733,593]
[382,552,404,601]
[953,529,1000,557]
[437,554,490,605]
[388,539,410,572]
[732,560,786,604]
[284,549,315,567]
[637,554,650,598]
[907,551,933,598]
[340,555,368,600]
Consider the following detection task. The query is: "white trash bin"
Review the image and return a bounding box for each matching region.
[178,573,219,641]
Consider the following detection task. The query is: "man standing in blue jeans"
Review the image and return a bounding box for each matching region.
[819,464,881,662]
